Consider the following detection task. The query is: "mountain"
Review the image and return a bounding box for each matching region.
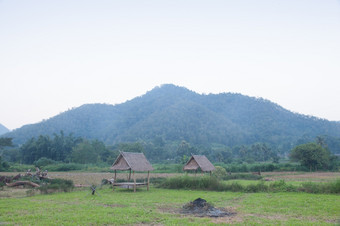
[3,84,340,152]
[0,124,10,135]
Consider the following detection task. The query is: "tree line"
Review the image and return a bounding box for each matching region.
[4,84,340,157]
[1,131,279,165]
[1,131,339,172]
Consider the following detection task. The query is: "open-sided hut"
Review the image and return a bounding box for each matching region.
[183,155,215,175]
[110,152,154,192]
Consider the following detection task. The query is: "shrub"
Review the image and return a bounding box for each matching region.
[269,180,296,192]
[38,178,74,194]
[223,173,262,181]
[160,175,223,191]
[225,182,243,192]
[8,164,35,172]
[159,176,340,194]
[299,180,340,194]
[329,179,340,193]
[34,157,58,168]
[244,181,269,193]
[212,166,228,179]
[43,163,84,171]
[298,182,321,194]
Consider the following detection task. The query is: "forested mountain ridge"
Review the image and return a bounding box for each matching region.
[3,84,340,153]
[0,124,9,135]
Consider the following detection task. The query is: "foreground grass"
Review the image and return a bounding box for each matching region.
[1,187,340,225]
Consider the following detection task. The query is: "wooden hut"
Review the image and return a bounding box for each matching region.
[110,152,154,192]
[183,155,215,175]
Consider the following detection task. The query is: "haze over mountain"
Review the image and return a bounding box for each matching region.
[0,124,10,135]
[3,84,340,153]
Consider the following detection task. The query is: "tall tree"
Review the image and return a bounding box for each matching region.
[71,141,98,164]
[290,143,331,171]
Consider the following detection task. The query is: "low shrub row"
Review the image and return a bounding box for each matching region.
[38,178,74,194]
[217,162,309,173]
[159,176,340,194]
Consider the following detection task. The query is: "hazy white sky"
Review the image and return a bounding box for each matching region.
[1,0,340,130]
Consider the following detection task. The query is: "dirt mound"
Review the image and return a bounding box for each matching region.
[181,198,234,217]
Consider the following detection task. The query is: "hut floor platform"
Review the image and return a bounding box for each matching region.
[112,182,148,189]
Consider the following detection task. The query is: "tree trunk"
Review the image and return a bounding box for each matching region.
[6,181,40,188]
[133,171,136,192]
[147,171,150,191]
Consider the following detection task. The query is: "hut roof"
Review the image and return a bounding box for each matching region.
[110,152,154,172]
[183,155,215,172]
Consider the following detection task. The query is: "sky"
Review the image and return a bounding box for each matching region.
[1,0,340,131]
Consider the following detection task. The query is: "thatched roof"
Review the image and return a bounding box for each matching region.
[110,152,154,172]
[183,155,215,172]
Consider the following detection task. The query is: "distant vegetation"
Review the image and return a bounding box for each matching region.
[1,131,339,173]
[1,85,340,171]
[0,124,9,136]
[2,84,340,154]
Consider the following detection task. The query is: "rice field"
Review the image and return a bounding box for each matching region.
[1,184,340,225]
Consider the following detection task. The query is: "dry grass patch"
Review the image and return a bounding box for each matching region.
[262,171,340,182]
[0,186,31,198]
[1,172,179,185]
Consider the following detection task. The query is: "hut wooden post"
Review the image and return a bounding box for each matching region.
[133,171,136,192]
[147,171,150,191]
[113,170,117,191]
[128,169,131,182]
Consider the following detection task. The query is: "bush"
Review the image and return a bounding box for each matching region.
[38,178,74,194]
[43,163,84,171]
[8,163,35,172]
[299,179,340,194]
[212,166,228,179]
[159,176,340,194]
[160,175,223,191]
[225,182,243,192]
[329,179,340,193]
[269,180,296,192]
[244,181,268,193]
[223,173,262,181]
[34,157,58,168]
[298,182,321,194]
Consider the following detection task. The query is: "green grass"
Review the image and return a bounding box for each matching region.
[1,186,339,225]
[223,179,322,187]
[160,175,340,194]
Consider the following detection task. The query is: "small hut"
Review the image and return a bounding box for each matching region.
[110,152,154,192]
[183,155,215,175]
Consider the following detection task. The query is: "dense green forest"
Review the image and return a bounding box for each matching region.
[1,131,339,172]
[1,131,279,165]
[1,84,340,164]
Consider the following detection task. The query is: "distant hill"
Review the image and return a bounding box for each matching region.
[0,124,9,135]
[3,84,340,152]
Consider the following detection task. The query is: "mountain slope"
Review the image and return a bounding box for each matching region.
[0,124,10,135]
[3,84,340,151]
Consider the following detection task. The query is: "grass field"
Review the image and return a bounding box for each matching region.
[1,171,340,225]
